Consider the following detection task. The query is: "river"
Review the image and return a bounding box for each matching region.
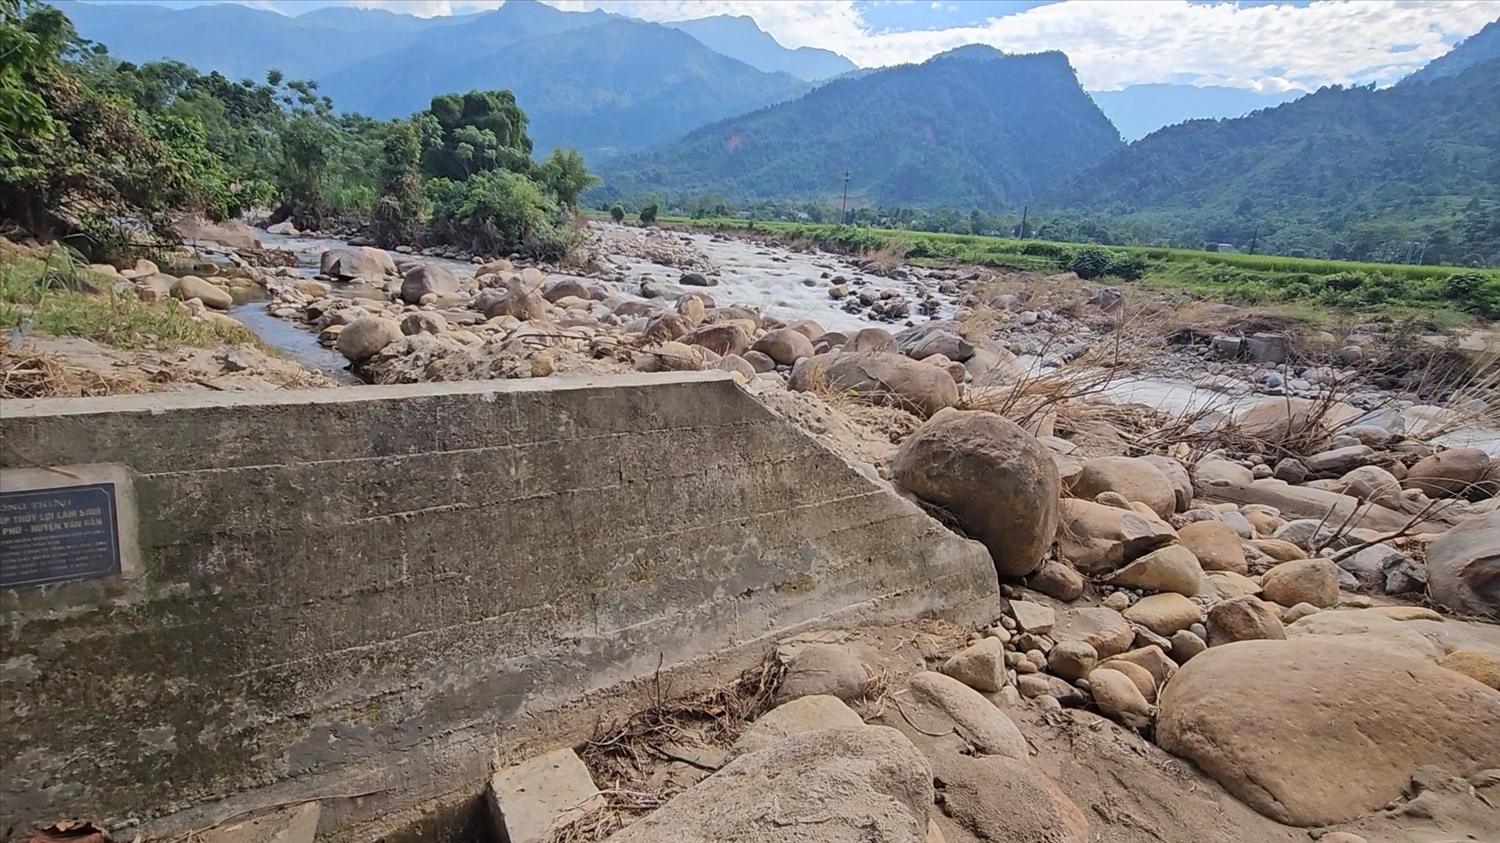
[232,228,1498,455]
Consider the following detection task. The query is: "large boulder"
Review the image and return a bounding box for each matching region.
[752,328,815,366]
[727,695,864,761]
[904,672,1027,758]
[1425,511,1500,619]
[797,352,959,418]
[1260,558,1340,608]
[1176,520,1248,574]
[336,316,402,361]
[1205,596,1285,646]
[684,323,751,357]
[893,320,971,361]
[889,409,1059,578]
[475,282,547,322]
[1139,455,1193,512]
[605,727,933,843]
[926,753,1088,843]
[1233,396,1360,442]
[1105,544,1205,596]
[320,247,387,281]
[1403,448,1492,499]
[1071,457,1177,519]
[174,275,232,310]
[1052,607,1135,658]
[1332,465,1403,508]
[1056,498,1176,574]
[1157,639,1500,826]
[1122,592,1202,636]
[401,263,460,304]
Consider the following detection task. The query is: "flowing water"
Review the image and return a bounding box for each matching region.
[236,229,1498,454]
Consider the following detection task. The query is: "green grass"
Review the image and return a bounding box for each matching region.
[1,245,261,350]
[596,212,1500,320]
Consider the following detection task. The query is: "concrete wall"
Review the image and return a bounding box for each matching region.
[0,372,996,839]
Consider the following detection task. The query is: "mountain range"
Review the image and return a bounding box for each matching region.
[61,0,1310,152]
[596,47,1122,210]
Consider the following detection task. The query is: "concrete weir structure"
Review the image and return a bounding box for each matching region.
[0,372,997,839]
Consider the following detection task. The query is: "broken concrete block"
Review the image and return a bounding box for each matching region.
[488,747,603,843]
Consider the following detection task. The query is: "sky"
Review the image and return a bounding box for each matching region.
[94,0,1498,93]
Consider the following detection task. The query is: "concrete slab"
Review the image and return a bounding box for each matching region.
[488,748,602,843]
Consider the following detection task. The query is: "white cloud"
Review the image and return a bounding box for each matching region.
[264,0,1499,92]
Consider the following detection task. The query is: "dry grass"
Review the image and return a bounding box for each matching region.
[0,348,152,398]
[550,656,786,843]
[859,237,911,275]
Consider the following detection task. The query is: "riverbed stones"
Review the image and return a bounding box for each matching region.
[173,275,233,310]
[1331,465,1403,508]
[1175,519,1248,574]
[778,644,868,703]
[889,410,1059,577]
[1303,445,1374,477]
[335,316,402,361]
[928,753,1089,843]
[1009,600,1055,633]
[1071,456,1177,519]
[1440,650,1500,689]
[1157,638,1500,826]
[1053,607,1135,658]
[1170,629,1207,661]
[727,695,864,761]
[1139,455,1193,512]
[792,352,959,417]
[1261,558,1340,608]
[1122,592,1201,636]
[1205,596,1285,646]
[1047,641,1098,682]
[1025,558,1085,601]
[752,328,814,365]
[1233,396,1359,442]
[400,263,459,304]
[906,672,1028,758]
[941,637,1006,692]
[400,311,448,336]
[683,323,750,356]
[1087,668,1152,727]
[1404,448,1492,498]
[1424,511,1500,618]
[320,247,385,280]
[1105,544,1205,596]
[606,727,932,843]
[1056,498,1176,574]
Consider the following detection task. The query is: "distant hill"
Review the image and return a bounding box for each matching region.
[666,16,856,81]
[1050,56,1500,264]
[56,0,811,160]
[1090,84,1305,141]
[1403,18,1500,84]
[595,47,1122,211]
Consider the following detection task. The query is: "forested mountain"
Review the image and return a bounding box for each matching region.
[666,16,856,81]
[56,1,813,159]
[1404,19,1500,84]
[319,18,811,158]
[1049,56,1500,264]
[1089,84,1304,141]
[594,47,1122,211]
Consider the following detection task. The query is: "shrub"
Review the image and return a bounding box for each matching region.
[1068,246,1112,279]
[1104,253,1147,281]
[425,170,568,259]
[1020,241,1070,260]
[610,204,625,223]
[639,200,658,224]
[1439,271,1500,318]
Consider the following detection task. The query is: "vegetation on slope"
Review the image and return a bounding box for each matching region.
[0,1,596,261]
[595,47,1122,211]
[1049,54,1500,266]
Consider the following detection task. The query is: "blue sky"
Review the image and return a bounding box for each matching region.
[83,0,1497,92]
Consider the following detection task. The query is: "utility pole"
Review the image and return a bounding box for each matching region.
[1248,225,1259,255]
[1019,205,1028,240]
[1416,241,1429,265]
[840,170,851,225]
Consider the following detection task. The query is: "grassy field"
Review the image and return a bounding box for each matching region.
[0,244,259,350]
[604,213,1499,320]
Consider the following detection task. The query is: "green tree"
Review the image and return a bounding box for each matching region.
[428,169,573,259]
[639,198,659,224]
[370,119,424,248]
[610,203,625,223]
[419,90,532,181]
[537,148,596,210]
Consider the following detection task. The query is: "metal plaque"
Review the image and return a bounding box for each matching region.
[0,483,123,587]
